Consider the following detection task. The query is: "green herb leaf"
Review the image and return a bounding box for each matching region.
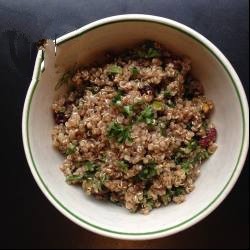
[84,161,99,173]
[100,153,107,163]
[174,152,184,165]
[137,106,154,125]
[138,162,157,181]
[145,198,154,210]
[107,122,132,144]
[123,105,133,117]
[91,178,103,192]
[131,66,139,77]
[147,48,160,58]
[192,149,210,164]
[169,187,185,197]
[66,174,84,182]
[137,48,160,58]
[161,194,170,206]
[187,139,198,151]
[164,90,172,99]
[107,65,122,75]
[174,187,185,196]
[117,160,129,173]
[181,160,191,173]
[186,122,193,130]
[99,172,108,184]
[202,121,208,129]
[65,143,76,155]
[112,90,124,105]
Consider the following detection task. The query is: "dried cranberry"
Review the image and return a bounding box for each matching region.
[173,61,183,71]
[54,112,67,124]
[65,99,74,105]
[199,137,209,148]
[199,128,217,148]
[207,128,217,141]
[108,74,115,81]
[189,80,204,96]
[140,85,154,96]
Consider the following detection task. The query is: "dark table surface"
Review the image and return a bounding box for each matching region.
[0,0,249,249]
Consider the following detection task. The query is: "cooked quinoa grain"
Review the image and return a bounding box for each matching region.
[52,41,217,214]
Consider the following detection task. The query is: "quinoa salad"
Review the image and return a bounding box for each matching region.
[52,41,217,214]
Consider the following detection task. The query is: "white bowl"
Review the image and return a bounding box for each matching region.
[22,14,249,240]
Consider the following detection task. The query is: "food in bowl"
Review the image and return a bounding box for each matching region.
[52,41,217,214]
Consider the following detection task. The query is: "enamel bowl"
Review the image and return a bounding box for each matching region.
[22,14,249,240]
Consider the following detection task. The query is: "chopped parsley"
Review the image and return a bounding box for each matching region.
[147,48,160,58]
[169,187,185,197]
[137,47,160,58]
[187,139,198,151]
[131,66,139,77]
[161,194,170,206]
[85,178,103,193]
[122,105,133,117]
[84,161,99,173]
[173,143,210,173]
[66,161,99,183]
[144,198,154,210]
[202,121,208,129]
[106,65,122,75]
[66,174,84,182]
[174,151,184,165]
[134,41,161,59]
[164,90,172,99]
[186,122,193,130]
[138,162,157,181]
[100,153,107,163]
[107,122,132,144]
[117,160,129,173]
[99,172,108,184]
[112,90,124,105]
[181,160,191,173]
[193,149,210,164]
[137,105,154,125]
[65,143,76,155]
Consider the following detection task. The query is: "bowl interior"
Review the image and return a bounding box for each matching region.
[26,20,245,237]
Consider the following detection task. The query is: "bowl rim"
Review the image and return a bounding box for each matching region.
[22,14,249,240]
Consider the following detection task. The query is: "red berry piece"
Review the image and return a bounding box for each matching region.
[199,128,217,148]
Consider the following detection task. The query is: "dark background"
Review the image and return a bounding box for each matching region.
[0,0,249,249]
